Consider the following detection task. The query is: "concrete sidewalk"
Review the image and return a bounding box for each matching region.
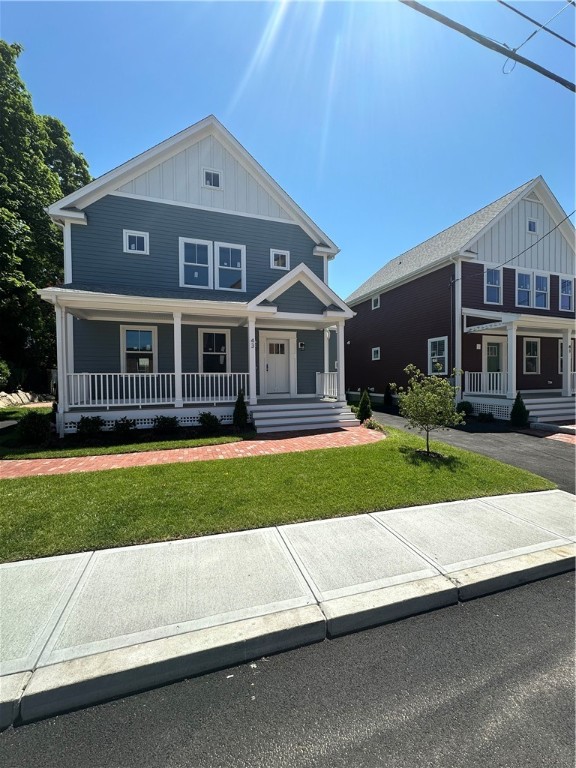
[1,489,574,730]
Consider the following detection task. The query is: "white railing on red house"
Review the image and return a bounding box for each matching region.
[464,371,508,396]
[67,372,250,408]
[182,373,249,404]
[315,371,338,399]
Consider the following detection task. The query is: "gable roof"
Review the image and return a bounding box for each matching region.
[346,177,572,305]
[48,115,339,256]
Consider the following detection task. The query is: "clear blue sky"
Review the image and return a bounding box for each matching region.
[3,1,574,300]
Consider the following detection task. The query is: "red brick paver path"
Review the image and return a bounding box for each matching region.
[544,431,576,445]
[0,427,385,480]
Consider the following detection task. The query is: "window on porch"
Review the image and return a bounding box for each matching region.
[523,338,540,374]
[200,330,230,373]
[122,327,157,373]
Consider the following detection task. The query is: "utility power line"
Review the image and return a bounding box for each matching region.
[496,0,575,49]
[399,0,575,92]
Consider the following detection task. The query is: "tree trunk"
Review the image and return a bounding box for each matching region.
[426,429,430,455]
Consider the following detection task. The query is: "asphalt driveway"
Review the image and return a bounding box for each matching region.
[372,412,576,495]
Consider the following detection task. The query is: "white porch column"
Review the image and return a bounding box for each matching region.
[248,315,257,406]
[337,319,346,402]
[561,328,571,397]
[173,311,183,407]
[506,322,517,399]
[324,328,330,374]
[55,303,68,437]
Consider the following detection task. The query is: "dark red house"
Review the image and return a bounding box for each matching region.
[345,177,575,424]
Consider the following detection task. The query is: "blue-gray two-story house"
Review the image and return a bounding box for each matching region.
[40,116,357,436]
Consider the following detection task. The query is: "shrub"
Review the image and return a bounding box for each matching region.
[392,364,464,455]
[477,411,495,423]
[198,411,221,436]
[113,416,137,438]
[364,418,385,432]
[16,410,51,446]
[456,400,474,416]
[383,383,394,408]
[152,415,180,436]
[76,415,105,437]
[349,403,358,415]
[510,392,530,428]
[0,359,10,389]
[233,389,249,431]
[356,390,372,423]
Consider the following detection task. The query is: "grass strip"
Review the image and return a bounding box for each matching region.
[0,428,554,563]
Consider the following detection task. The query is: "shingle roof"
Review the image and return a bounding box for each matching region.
[346,179,536,305]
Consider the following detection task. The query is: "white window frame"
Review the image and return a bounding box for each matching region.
[559,338,575,374]
[371,295,380,310]
[371,347,380,361]
[198,328,231,374]
[559,276,574,312]
[179,237,213,289]
[533,271,549,310]
[516,270,532,309]
[428,336,448,375]
[120,325,157,373]
[214,241,246,292]
[484,267,502,305]
[123,230,149,255]
[523,338,540,375]
[202,167,222,190]
[527,218,538,235]
[558,339,563,375]
[270,249,290,271]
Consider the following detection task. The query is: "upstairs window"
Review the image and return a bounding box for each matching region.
[560,278,574,311]
[179,238,213,289]
[121,326,156,373]
[534,274,549,309]
[527,219,538,235]
[123,230,149,255]
[516,272,532,308]
[371,295,380,310]
[215,242,246,291]
[270,249,290,271]
[203,168,222,189]
[428,336,448,375]
[484,268,502,304]
[371,347,380,361]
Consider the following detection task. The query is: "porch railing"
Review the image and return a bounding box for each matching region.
[182,373,249,403]
[68,373,176,408]
[464,371,508,396]
[316,371,338,399]
[68,372,250,408]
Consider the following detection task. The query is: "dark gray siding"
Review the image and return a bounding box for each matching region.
[70,195,323,300]
[329,330,337,371]
[296,330,324,394]
[75,320,247,374]
[274,283,327,314]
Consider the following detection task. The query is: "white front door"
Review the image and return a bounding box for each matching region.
[259,331,296,397]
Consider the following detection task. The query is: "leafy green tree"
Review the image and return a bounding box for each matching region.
[0,41,90,388]
[392,364,464,456]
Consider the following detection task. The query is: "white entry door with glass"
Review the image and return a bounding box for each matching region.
[259,332,295,396]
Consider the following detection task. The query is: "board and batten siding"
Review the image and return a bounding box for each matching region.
[472,198,574,274]
[70,195,323,301]
[116,134,293,222]
[345,264,455,393]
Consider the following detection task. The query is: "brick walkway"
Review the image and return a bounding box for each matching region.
[544,432,576,445]
[0,427,385,480]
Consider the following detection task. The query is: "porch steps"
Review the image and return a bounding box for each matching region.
[523,396,576,426]
[251,401,360,434]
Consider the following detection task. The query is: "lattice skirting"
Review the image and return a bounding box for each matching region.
[61,407,238,434]
[467,400,512,420]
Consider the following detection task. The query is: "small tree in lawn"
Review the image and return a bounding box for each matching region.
[392,364,464,456]
[357,389,372,423]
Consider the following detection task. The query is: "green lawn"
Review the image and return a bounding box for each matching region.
[0,428,554,563]
[0,406,250,458]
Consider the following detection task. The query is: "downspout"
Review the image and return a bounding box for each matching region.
[449,256,463,400]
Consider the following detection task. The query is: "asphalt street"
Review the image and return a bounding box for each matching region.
[1,573,573,768]
[372,411,576,494]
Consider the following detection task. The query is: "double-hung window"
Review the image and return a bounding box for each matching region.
[121,326,156,373]
[371,347,380,361]
[516,272,532,308]
[534,273,549,309]
[428,336,448,375]
[199,329,230,373]
[560,278,574,311]
[484,268,502,304]
[180,238,213,289]
[523,338,540,374]
[215,242,246,291]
